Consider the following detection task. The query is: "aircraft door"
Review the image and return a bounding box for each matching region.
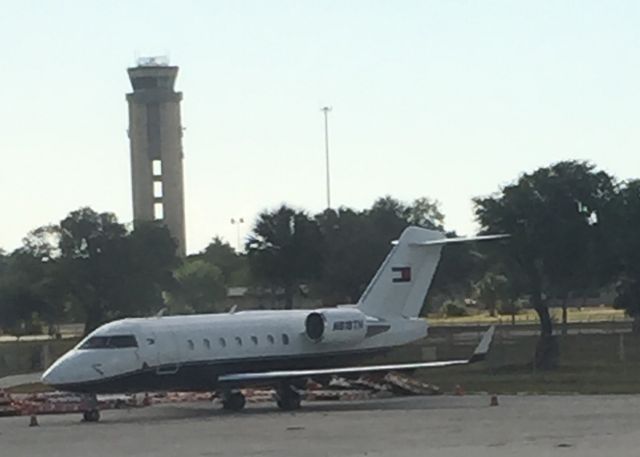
[155,330,182,375]
[139,330,160,369]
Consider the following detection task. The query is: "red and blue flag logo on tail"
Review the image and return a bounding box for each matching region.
[391,266,411,283]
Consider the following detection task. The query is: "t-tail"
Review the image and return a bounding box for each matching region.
[356,226,508,319]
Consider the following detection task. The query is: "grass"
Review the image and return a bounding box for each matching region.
[6,382,52,394]
[414,331,640,395]
[427,306,628,326]
[417,362,640,395]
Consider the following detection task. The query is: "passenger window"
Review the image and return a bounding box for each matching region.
[187,339,194,350]
[267,334,275,344]
[146,338,155,345]
[219,337,226,348]
[282,334,289,345]
[235,336,243,346]
[251,336,258,345]
[203,338,211,349]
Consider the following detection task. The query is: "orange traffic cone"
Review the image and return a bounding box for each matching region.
[490,394,499,406]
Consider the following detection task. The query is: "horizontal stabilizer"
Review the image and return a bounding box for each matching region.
[410,234,510,247]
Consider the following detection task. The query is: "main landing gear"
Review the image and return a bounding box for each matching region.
[221,391,246,411]
[276,384,302,411]
[219,383,302,412]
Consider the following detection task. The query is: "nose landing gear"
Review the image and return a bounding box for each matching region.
[82,409,100,422]
[81,394,100,422]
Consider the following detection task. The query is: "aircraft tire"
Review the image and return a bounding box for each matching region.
[82,409,100,422]
[222,392,246,411]
[276,394,301,411]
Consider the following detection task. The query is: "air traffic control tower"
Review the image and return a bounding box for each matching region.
[126,57,186,256]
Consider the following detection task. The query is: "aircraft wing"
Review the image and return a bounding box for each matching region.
[218,325,495,384]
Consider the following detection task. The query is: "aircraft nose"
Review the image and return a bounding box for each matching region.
[41,363,63,386]
[41,352,76,386]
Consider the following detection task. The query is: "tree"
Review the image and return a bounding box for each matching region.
[168,259,226,314]
[314,197,417,305]
[473,272,508,317]
[117,221,181,320]
[610,180,640,332]
[247,206,322,309]
[314,208,376,304]
[0,249,64,336]
[426,232,486,313]
[474,161,616,369]
[366,196,411,242]
[53,208,130,331]
[200,237,249,285]
[49,208,179,332]
[0,208,182,335]
[0,249,8,273]
[406,197,445,230]
[472,269,526,322]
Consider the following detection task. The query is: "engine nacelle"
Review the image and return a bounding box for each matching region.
[304,308,367,344]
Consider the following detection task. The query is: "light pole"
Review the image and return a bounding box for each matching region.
[230,218,244,252]
[321,106,332,209]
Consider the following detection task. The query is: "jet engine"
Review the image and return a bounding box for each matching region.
[304,308,367,344]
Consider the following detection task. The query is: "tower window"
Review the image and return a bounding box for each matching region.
[132,76,159,90]
[152,160,162,177]
[153,181,163,198]
[154,203,164,220]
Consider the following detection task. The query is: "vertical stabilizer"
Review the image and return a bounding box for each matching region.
[357,226,446,318]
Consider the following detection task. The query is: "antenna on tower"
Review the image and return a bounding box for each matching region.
[136,55,170,67]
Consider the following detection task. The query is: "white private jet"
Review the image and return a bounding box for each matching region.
[42,226,504,421]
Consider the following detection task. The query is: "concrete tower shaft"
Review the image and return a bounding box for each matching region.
[126,63,186,256]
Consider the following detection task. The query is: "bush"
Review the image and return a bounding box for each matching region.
[497,299,526,316]
[443,301,469,317]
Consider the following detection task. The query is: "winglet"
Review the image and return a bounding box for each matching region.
[468,325,495,363]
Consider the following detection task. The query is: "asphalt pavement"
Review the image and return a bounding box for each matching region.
[1,394,639,456]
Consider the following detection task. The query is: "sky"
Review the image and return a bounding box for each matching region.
[1,1,639,254]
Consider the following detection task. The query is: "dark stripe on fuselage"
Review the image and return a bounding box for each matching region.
[365,324,391,337]
[51,348,387,394]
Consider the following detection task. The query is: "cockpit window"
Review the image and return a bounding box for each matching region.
[79,335,138,349]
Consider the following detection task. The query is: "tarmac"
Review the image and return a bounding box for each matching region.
[0,372,43,389]
[1,394,639,457]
